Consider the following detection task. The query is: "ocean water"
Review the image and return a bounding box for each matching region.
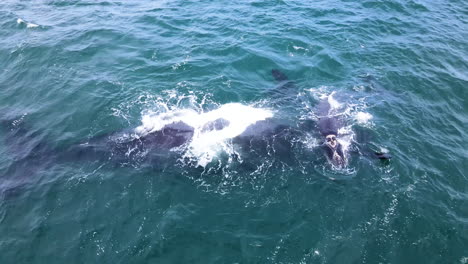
[0,0,467,263]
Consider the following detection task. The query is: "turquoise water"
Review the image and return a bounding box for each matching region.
[1,0,467,263]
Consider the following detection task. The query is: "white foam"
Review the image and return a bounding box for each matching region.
[135,103,274,167]
[327,92,342,110]
[292,45,308,51]
[135,109,198,135]
[337,126,353,154]
[26,23,39,28]
[303,134,320,149]
[355,111,373,124]
[378,146,389,154]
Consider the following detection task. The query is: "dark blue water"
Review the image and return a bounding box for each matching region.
[1,0,467,263]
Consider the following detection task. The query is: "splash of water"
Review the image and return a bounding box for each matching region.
[327,91,342,111]
[135,103,274,167]
[355,111,373,124]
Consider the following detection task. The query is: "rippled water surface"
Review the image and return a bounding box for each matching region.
[1,0,467,263]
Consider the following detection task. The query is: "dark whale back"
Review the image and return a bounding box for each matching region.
[63,121,195,164]
[141,121,194,149]
[316,98,339,136]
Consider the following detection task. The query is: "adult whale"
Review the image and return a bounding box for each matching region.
[0,103,277,171]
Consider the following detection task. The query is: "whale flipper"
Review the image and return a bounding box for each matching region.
[272,69,289,82]
[271,69,296,90]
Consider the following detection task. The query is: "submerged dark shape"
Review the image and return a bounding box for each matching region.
[268,69,297,107]
[0,116,197,199]
[272,69,289,82]
[271,69,296,90]
[64,121,195,165]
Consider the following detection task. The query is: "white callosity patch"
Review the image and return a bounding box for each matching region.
[135,103,274,167]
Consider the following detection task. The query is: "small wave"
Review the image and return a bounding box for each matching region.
[292,45,308,51]
[17,18,39,28]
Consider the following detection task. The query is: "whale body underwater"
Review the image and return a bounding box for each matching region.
[1,70,390,179]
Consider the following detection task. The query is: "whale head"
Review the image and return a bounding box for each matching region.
[323,134,347,168]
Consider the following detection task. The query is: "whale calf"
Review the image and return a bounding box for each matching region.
[270,69,391,167]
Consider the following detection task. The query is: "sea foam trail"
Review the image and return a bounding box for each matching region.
[135,103,274,167]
